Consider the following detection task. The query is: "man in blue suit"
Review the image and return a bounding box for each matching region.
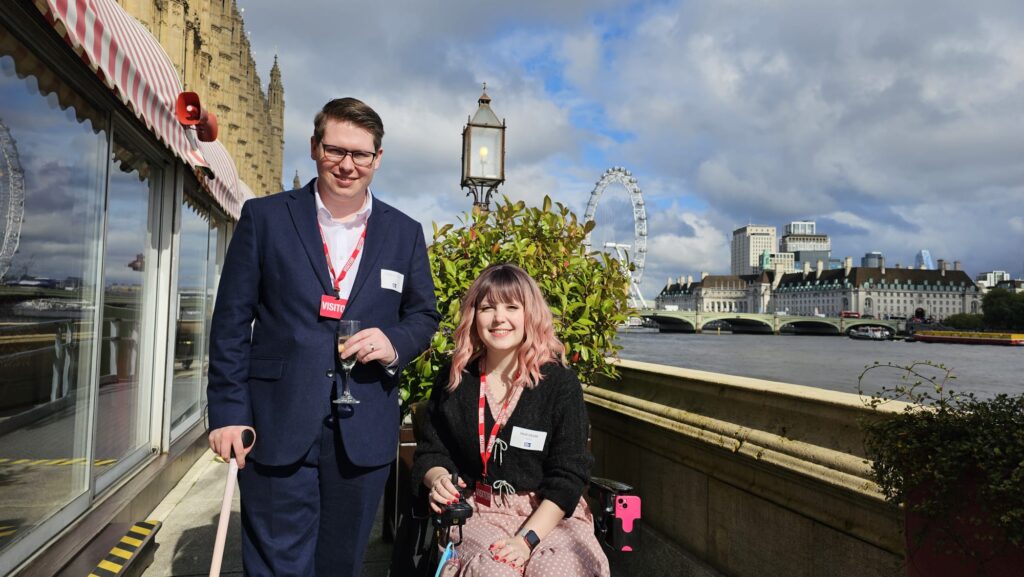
[207,97,439,576]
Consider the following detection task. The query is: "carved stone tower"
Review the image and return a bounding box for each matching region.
[268,55,285,192]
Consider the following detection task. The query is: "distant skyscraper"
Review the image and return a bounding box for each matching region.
[731,225,777,275]
[975,271,1011,288]
[915,250,935,270]
[861,251,884,268]
[780,220,831,269]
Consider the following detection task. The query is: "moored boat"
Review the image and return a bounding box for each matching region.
[848,326,893,341]
[908,330,1024,346]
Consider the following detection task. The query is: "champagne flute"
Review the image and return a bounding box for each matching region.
[334,320,361,405]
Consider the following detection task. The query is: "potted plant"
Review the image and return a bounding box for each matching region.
[384,195,633,540]
[859,361,1024,577]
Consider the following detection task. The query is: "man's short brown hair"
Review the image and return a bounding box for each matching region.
[313,98,385,150]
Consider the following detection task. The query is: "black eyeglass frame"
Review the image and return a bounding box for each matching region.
[318,142,378,167]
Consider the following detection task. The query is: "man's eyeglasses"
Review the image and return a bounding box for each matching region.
[319,143,377,167]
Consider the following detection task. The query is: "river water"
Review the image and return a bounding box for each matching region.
[615,330,1022,400]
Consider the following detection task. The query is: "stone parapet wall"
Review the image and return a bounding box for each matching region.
[585,359,906,577]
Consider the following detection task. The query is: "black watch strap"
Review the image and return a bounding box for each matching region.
[518,529,540,550]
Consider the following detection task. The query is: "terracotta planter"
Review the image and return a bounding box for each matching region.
[905,481,1024,577]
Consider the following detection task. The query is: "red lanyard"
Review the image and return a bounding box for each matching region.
[318,223,367,295]
[478,370,523,478]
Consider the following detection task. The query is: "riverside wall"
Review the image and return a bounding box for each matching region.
[584,359,906,577]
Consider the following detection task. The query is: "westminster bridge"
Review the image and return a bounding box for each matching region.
[641,310,903,335]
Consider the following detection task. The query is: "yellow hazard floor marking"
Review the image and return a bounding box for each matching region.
[109,546,133,559]
[86,521,160,575]
[0,526,15,538]
[97,559,122,572]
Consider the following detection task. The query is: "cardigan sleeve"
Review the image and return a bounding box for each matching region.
[410,368,459,497]
[536,367,593,517]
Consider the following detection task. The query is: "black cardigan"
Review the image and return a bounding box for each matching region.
[411,361,593,517]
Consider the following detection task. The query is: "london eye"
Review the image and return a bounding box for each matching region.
[0,117,26,281]
[583,167,648,309]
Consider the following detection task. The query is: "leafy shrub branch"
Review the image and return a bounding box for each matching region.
[399,195,634,413]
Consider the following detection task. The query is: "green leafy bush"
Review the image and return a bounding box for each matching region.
[399,195,634,414]
[942,313,985,331]
[859,361,1024,554]
[982,288,1024,329]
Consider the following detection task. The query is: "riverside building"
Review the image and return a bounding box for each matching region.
[0,1,281,573]
[779,220,831,271]
[730,225,777,275]
[656,272,774,313]
[658,258,981,321]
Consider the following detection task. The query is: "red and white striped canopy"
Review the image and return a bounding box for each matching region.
[35,0,247,219]
[199,140,256,220]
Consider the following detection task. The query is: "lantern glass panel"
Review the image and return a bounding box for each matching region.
[468,125,502,179]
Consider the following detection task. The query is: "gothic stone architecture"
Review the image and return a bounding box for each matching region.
[122,0,285,195]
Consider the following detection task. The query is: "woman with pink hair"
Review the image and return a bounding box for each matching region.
[412,263,610,576]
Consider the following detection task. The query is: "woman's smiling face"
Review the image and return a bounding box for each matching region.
[475,297,525,356]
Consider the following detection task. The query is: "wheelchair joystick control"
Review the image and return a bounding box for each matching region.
[433,473,473,546]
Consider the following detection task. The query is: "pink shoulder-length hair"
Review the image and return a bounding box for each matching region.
[448,263,566,391]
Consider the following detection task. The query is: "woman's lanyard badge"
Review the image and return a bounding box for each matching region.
[475,371,521,507]
[318,224,366,319]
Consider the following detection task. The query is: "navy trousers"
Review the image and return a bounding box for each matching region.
[237,413,391,577]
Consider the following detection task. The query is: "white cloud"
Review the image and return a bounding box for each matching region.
[236,0,1024,293]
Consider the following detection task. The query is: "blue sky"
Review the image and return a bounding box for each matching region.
[238,0,1024,297]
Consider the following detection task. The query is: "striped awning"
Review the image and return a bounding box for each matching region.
[198,140,255,219]
[34,0,248,219]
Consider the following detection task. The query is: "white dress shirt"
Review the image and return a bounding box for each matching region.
[314,183,398,372]
[314,183,372,302]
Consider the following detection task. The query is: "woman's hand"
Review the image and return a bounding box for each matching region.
[427,471,467,514]
[488,535,531,573]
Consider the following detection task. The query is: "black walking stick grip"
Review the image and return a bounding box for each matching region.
[230,428,256,459]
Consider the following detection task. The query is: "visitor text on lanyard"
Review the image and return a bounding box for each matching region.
[317,223,366,320]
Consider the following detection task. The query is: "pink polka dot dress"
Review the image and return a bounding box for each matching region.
[438,492,610,577]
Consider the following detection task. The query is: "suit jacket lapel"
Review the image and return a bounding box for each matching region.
[347,197,390,306]
[287,181,333,295]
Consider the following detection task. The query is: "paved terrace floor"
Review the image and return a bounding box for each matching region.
[139,451,636,577]
[142,451,392,577]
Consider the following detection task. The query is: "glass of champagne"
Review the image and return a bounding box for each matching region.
[334,320,361,405]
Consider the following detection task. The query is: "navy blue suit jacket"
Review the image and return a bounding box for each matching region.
[207,180,439,468]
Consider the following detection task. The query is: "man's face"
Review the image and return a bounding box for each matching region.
[310,119,382,208]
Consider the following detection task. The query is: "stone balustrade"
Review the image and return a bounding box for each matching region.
[584,359,908,577]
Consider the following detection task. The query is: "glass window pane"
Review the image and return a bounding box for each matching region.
[170,200,210,432]
[202,216,222,420]
[94,139,160,481]
[0,28,106,557]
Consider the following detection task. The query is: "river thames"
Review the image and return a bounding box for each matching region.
[615,330,1022,399]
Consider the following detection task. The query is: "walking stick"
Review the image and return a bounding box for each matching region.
[209,427,256,577]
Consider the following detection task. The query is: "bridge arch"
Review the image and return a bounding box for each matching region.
[779,319,842,335]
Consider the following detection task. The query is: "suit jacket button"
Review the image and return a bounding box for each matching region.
[326,370,335,378]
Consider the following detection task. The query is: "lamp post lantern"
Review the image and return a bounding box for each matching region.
[461,84,506,212]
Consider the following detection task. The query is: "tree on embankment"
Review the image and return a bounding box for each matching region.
[981,288,1024,330]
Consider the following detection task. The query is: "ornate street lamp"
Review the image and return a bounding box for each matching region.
[461,84,506,212]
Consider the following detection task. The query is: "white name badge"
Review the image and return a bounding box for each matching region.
[509,426,547,451]
[381,269,404,293]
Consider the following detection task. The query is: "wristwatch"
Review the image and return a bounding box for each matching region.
[517,529,540,550]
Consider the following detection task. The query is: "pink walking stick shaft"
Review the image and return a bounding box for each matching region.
[209,428,255,577]
[209,459,238,577]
